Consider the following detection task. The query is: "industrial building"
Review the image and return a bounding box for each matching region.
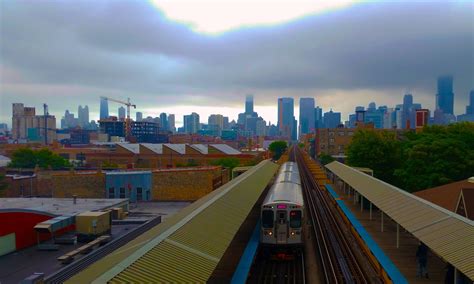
[0,198,128,256]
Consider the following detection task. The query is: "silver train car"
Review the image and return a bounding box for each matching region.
[260,162,304,247]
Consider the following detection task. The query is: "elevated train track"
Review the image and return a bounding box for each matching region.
[294,147,380,283]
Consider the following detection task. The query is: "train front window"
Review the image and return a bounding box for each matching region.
[290,211,302,228]
[262,210,274,228]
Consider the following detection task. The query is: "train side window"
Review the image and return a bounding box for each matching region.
[290,211,302,228]
[262,210,274,228]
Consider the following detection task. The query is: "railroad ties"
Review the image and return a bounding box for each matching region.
[295,147,381,284]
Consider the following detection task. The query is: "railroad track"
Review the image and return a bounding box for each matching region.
[44,215,162,284]
[295,147,377,284]
[248,252,305,284]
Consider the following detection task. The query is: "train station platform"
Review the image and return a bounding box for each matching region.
[325,161,474,283]
[64,160,278,283]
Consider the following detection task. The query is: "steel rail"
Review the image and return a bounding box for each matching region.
[295,147,369,283]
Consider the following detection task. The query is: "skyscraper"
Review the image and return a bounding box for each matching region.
[314,107,323,129]
[78,105,89,127]
[168,114,175,133]
[323,110,341,128]
[436,75,454,115]
[160,113,168,131]
[100,97,109,120]
[245,94,254,114]
[136,112,143,122]
[278,97,296,140]
[118,107,126,121]
[466,90,474,115]
[299,98,315,135]
[402,93,413,129]
[184,112,200,134]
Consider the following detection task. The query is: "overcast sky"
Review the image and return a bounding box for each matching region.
[1,0,473,126]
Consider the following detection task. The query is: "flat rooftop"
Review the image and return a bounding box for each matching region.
[0,198,129,216]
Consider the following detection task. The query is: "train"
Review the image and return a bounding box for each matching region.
[260,161,304,249]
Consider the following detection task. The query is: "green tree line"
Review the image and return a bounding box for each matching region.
[346,122,474,192]
[8,148,70,170]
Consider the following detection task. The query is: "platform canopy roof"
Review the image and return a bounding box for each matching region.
[326,161,474,280]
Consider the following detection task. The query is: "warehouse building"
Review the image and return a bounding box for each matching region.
[0,198,128,256]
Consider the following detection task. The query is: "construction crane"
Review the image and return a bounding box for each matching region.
[100,96,136,140]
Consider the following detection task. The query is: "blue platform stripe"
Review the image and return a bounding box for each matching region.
[325,185,408,284]
[231,221,261,284]
[325,184,339,199]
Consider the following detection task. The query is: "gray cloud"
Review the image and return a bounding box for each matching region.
[1,0,473,124]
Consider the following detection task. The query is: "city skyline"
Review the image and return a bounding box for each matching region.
[1,1,473,126]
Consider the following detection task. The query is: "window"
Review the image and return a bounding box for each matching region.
[109,187,115,198]
[348,131,354,136]
[329,138,335,143]
[290,211,302,228]
[119,187,125,198]
[262,210,274,228]
[136,187,143,201]
[329,132,335,137]
[338,132,345,136]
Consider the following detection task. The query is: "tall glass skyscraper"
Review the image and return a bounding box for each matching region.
[299,98,315,135]
[245,94,254,114]
[100,97,109,120]
[436,75,454,115]
[278,97,296,140]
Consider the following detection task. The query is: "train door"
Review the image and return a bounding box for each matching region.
[276,210,288,244]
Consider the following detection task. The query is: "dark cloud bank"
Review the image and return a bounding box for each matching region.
[1,0,473,122]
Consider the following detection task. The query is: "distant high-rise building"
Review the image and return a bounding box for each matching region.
[402,93,413,129]
[368,102,376,112]
[323,110,341,128]
[78,105,89,127]
[299,98,315,136]
[223,116,230,130]
[100,97,109,120]
[278,97,296,140]
[136,112,143,122]
[61,110,79,129]
[314,107,323,129]
[466,90,474,115]
[168,114,176,133]
[256,117,267,137]
[184,112,200,134]
[245,94,254,114]
[457,90,474,122]
[415,109,430,132]
[208,114,224,136]
[436,75,454,115]
[118,107,126,121]
[160,113,168,131]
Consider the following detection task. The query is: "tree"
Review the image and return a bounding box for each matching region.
[9,148,70,170]
[346,129,402,185]
[394,122,474,192]
[268,141,288,160]
[210,157,240,170]
[319,153,335,165]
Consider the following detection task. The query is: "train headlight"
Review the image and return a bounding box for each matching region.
[291,231,295,236]
[268,231,273,236]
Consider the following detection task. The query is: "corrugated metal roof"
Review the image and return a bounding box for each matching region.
[140,143,163,154]
[190,144,209,154]
[210,144,241,155]
[91,159,278,283]
[164,143,186,154]
[117,143,140,154]
[326,161,474,280]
